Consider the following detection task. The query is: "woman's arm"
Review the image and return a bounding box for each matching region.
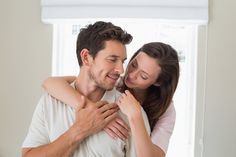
[128,111,165,157]
[42,76,82,109]
[117,90,165,157]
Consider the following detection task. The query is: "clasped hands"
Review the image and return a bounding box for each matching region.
[72,96,130,141]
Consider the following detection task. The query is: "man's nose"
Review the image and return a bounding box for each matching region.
[114,62,124,74]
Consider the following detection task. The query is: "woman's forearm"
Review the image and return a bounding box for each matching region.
[129,113,165,157]
[42,76,82,109]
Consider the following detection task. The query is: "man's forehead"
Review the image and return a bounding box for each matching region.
[97,41,127,59]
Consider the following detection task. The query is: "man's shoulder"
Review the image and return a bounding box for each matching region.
[38,92,57,105]
[102,88,121,103]
[37,92,69,112]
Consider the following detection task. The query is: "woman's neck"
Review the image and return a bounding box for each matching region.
[131,88,147,105]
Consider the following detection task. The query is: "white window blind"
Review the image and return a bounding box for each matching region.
[41,0,208,24]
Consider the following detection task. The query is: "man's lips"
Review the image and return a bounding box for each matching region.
[107,74,120,82]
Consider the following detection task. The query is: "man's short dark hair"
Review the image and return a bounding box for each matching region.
[76,21,133,66]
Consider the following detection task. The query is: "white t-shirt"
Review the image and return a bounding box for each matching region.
[22,88,150,157]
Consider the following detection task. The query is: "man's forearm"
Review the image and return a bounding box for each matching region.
[22,128,85,157]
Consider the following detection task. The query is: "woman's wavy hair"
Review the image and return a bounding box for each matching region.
[121,42,180,131]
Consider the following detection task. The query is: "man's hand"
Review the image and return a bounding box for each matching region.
[70,96,119,142]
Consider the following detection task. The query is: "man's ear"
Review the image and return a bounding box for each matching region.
[80,49,93,66]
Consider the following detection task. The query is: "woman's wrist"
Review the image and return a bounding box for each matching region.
[128,107,142,122]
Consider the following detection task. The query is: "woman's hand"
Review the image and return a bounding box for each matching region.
[104,116,130,141]
[117,90,142,120]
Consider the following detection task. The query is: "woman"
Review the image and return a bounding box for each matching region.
[43,42,179,157]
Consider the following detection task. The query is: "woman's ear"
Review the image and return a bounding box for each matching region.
[153,82,160,87]
[80,49,93,66]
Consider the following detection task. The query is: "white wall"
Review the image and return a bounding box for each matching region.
[0,0,235,157]
[203,0,236,156]
[0,0,52,156]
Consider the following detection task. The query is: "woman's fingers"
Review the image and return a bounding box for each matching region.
[116,117,130,131]
[104,127,118,139]
[107,121,129,140]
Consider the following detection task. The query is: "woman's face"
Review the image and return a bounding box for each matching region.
[124,52,161,90]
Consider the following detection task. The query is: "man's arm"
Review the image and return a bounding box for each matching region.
[22,96,117,157]
[22,128,83,157]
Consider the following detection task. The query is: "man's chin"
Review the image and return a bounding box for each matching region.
[97,82,115,91]
[105,86,114,91]
[103,84,115,91]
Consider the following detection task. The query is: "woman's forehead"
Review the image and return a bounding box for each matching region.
[134,52,161,76]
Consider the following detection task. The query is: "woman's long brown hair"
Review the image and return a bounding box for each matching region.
[120,42,180,131]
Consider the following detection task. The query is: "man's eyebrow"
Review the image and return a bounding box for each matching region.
[107,55,127,61]
[108,55,121,58]
[107,55,119,58]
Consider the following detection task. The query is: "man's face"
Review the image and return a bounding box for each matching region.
[88,40,127,90]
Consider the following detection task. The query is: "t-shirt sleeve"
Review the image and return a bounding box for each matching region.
[151,102,176,154]
[22,94,50,148]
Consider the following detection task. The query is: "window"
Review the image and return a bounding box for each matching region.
[52,19,198,157]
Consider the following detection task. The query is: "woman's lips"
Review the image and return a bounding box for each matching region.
[125,76,135,85]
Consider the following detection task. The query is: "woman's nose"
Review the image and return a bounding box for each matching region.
[129,70,138,80]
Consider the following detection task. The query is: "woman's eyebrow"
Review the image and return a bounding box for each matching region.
[136,59,151,77]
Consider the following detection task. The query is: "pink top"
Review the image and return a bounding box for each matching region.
[150,102,176,154]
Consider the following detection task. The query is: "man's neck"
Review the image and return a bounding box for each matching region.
[74,72,105,102]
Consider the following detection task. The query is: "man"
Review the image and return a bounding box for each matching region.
[22,21,136,156]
